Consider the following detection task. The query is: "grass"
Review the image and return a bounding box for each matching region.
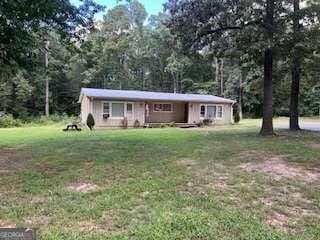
[0,119,320,239]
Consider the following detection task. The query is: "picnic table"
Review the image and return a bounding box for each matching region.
[63,122,82,131]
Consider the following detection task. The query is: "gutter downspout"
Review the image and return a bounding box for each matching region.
[231,101,235,124]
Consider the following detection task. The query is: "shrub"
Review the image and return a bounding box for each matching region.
[121,117,128,129]
[133,119,140,128]
[196,121,204,127]
[149,123,161,128]
[86,113,95,130]
[0,114,23,128]
[28,114,71,126]
[234,111,240,123]
[169,122,175,127]
[203,118,213,126]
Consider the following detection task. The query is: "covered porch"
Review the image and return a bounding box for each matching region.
[145,101,189,124]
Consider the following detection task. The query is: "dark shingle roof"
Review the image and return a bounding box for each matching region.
[80,88,234,104]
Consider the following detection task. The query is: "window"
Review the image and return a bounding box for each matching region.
[103,102,110,119]
[153,103,172,112]
[207,106,216,118]
[103,103,110,114]
[112,103,124,117]
[217,106,223,118]
[200,105,205,117]
[126,103,133,114]
[202,105,223,119]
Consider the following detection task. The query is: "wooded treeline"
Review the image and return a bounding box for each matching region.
[1,0,320,132]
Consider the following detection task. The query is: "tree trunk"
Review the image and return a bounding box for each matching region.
[260,0,275,136]
[260,48,274,135]
[45,40,50,117]
[220,58,224,96]
[239,66,244,119]
[173,74,177,93]
[289,0,301,130]
[215,57,219,82]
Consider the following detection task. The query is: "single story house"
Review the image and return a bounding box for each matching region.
[79,88,235,128]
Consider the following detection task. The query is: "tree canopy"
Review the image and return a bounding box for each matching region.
[0,0,320,132]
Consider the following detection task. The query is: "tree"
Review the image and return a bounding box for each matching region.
[0,0,104,71]
[166,0,283,135]
[289,0,301,130]
[260,0,275,135]
[86,113,95,130]
[288,0,320,130]
[165,53,191,92]
[2,0,320,122]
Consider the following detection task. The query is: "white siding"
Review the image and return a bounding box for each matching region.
[188,102,233,124]
[81,97,233,127]
[91,99,145,128]
[80,96,91,124]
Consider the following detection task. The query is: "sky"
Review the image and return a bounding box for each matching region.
[70,0,167,21]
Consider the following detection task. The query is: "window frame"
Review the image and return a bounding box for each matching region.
[153,103,173,113]
[199,104,224,119]
[217,105,223,119]
[200,105,206,118]
[101,101,134,119]
[102,102,110,115]
[126,102,133,114]
[207,105,217,119]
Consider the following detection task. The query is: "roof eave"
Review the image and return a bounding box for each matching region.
[83,95,234,104]
[78,90,84,103]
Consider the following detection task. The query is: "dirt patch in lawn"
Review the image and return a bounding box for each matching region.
[177,159,198,169]
[77,211,121,233]
[0,148,18,173]
[0,148,17,157]
[239,155,320,182]
[266,206,316,232]
[30,196,48,204]
[102,211,120,230]
[178,162,229,196]
[0,220,16,228]
[78,220,101,232]
[266,212,289,231]
[262,186,317,231]
[263,186,313,206]
[66,182,99,193]
[310,143,320,149]
[25,216,51,228]
[0,148,31,173]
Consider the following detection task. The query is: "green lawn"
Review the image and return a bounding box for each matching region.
[1,119,320,239]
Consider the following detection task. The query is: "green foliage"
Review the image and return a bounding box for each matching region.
[133,119,140,128]
[0,114,23,128]
[202,118,213,126]
[121,117,128,129]
[0,0,104,70]
[1,0,320,122]
[27,114,74,126]
[86,113,95,130]
[181,78,194,93]
[234,111,240,123]
[0,113,75,128]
